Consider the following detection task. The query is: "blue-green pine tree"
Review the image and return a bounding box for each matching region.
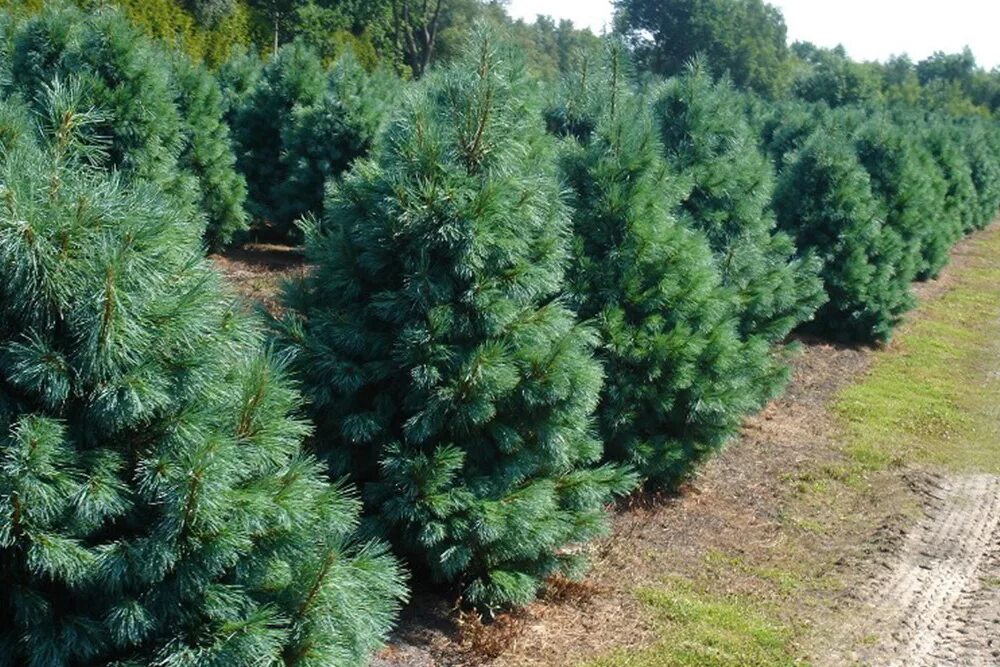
[654,61,825,346]
[229,40,326,240]
[556,53,772,485]
[852,118,941,281]
[281,34,634,609]
[11,4,183,189]
[904,119,957,278]
[217,47,264,121]
[171,54,250,250]
[774,129,914,342]
[7,3,247,249]
[0,90,404,667]
[926,121,978,236]
[962,120,1000,229]
[228,42,392,242]
[275,53,396,236]
[758,100,828,164]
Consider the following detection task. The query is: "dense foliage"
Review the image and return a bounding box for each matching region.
[227,41,391,241]
[765,101,1000,342]
[0,91,403,665]
[654,62,825,346]
[280,37,634,609]
[554,53,775,483]
[10,5,183,187]
[3,0,1000,624]
[228,40,325,238]
[172,54,249,248]
[773,127,915,342]
[853,119,939,282]
[4,3,247,248]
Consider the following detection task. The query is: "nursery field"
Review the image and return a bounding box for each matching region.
[3,1,1000,665]
[217,221,1000,666]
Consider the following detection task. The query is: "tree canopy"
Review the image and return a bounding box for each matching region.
[614,0,791,96]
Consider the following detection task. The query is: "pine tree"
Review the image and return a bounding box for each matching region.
[904,120,957,278]
[230,40,326,240]
[228,43,394,242]
[557,56,775,485]
[852,118,939,281]
[275,53,395,236]
[774,129,914,342]
[758,100,827,164]
[926,121,978,236]
[0,13,14,88]
[543,48,603,142]
[962,119,1000,229]
[217,47,263,121]
[654,61,825,345]
[171,54,249,250]
[280,34,634,609]
[11,4,183,188]
[8,3,247,249]
[0,90,404,666]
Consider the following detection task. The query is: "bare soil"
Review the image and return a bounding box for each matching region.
[210,243,307,315]
[852,474,1000,667]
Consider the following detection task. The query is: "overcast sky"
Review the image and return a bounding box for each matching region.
[504,0,1000,69]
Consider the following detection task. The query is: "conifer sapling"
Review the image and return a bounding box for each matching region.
[281,33,634,609]
[0,89,403,667]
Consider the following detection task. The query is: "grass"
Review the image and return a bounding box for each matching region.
[836,230,1000,475]
[585,579,799,667]
[579,227,1000,667]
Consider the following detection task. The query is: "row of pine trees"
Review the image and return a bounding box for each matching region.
[3,4,1000,665]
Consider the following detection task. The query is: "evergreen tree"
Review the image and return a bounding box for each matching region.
[8,3,246,249]
[11,4,183,188]
[774,129,914,342]
[217,46,264,121]
[905,120,955,278]
[556,55,774,484]
[281,34,634,609]
[758,100,822,164]
[171,54,250,250]
[0,91,404,666]
[275,53,395,235]
[926,121,978,236]
[962,119,1000,229]
[0,12,15,88]
[230,39,326,239]
[543,48,603,142]
[229,42,390,242]
[852,118,939,281]
[654,62,825,345]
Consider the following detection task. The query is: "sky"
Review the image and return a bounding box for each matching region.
[504,0,1000,70]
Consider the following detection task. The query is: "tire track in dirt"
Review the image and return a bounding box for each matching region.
[860,474,1000,666]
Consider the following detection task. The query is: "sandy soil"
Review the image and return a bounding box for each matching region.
[853,474,1000,666]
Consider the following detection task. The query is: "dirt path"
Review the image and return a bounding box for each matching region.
[857,474,1000,666]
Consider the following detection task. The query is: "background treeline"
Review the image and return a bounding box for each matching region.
[4,0,1000,116]
[2,0,1000,665]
